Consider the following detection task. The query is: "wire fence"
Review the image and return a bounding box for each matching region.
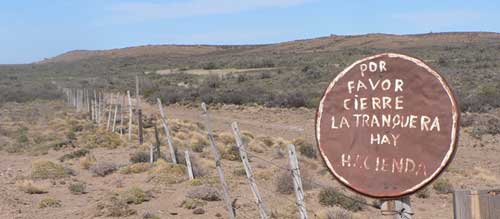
[61,86,384,219]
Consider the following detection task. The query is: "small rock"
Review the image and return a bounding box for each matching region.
[193,208,205,215]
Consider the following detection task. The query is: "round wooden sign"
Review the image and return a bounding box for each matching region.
[316,53,459,198]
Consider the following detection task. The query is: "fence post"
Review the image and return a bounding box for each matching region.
[154,122,161,160]
[127,90,133,141]
[288,144,308,219]
[119,94,125,136]
[381,197,412,219]
[112,93,119,132]
[150,144,154,163]
[201,102,236,219]
[93,90,97,122]
[185,150,194,180]
[136,76,143,144]
[157,98,177,164]
[106,93,113,131]
[231,122,268,219]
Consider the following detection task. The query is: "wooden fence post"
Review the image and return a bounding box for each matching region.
[150,144,154,163]
[157,98,177,164]
[453,189,500,219]
[381,197,412,219]
[127,90,133,141]
[119,94,125,136]
[201,102,236,219]
[107,93,113,131]
[93,90,98,122]
[154,122,161,160]
[136,76,143,144]
[112,93,119,132]
[288,144,308,219]
[185,150,194,180]
[231,122,268,219]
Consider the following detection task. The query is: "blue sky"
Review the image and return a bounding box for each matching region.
[1,0,499,64]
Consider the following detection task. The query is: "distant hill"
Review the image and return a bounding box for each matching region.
[40,32,499,64]
[1,32,499,112]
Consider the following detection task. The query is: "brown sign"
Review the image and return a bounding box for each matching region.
[316,53,459,198]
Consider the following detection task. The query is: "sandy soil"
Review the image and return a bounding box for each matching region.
[0,101,499,219]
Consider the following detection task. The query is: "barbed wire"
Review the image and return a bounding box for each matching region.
[238,146,382,210]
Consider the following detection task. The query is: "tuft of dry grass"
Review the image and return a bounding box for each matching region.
[119,163,152,174]
[95,196,137,217]
[119,187,152,204]
[38,197,62,208]
[68,182,86,195]
[16,180,47,194]
[181,198,207,209]
[433,178,453,194]
[186,185,221,201]
[30,160,68,180]
[148,160,187,185]
[79,154,96,170]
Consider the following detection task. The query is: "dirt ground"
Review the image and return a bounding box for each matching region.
[0,101,499,219]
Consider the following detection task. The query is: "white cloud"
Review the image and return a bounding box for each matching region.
[111,0,311,21]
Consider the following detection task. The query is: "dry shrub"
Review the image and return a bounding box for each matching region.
[142,212,161,219]
[217,133,235,146]
[59,148,89,162]
[219,144,240,161]
[433,178,453,194]
[95,196,136,217]
[79,154,96,169]
[68,182,86,195]
[248,141,265,153]
[258,136,274,147]
[129,151,150,163]
[318,207,353,219]
[119,187,152,204]
[416,187,430,199]
[149,160,187,185]
[318,187,365,212]
[120,163,152,174]
[16,180,47,194]
[31,160,68,179]
[90,162,117,177]
[189,132,208,153]
[181,198,207,209]
[293,138,317,159]
[275,169,314,194]
[38,197,61,208]
[186,185,221,201]
[81,130,122,149]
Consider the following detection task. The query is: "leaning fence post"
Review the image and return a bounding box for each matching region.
[231,122,268,219]
[201,102,236,219]
[157,98,177,164]
[288,144,308,219]
[154,122,162,160]
[185,150,194,180]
